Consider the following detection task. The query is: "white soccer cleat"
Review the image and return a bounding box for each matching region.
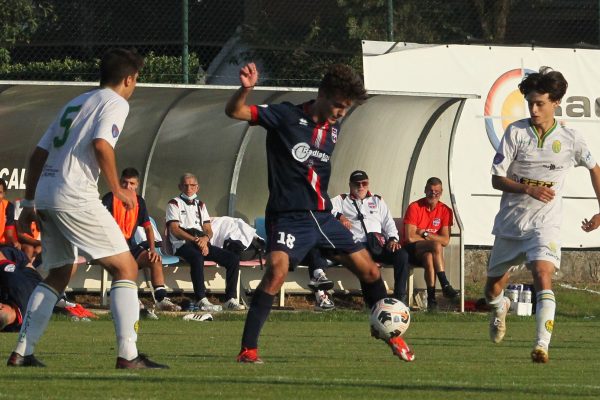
[183,313,213,322]
[531,345,549,363]
[489,297,510,343]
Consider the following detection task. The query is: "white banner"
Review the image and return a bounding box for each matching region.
[363,41,600,247]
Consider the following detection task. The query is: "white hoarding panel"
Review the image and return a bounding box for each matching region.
[363,41,600,247]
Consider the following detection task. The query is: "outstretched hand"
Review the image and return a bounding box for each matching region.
[581,214,600,232]
[240,63,258,88]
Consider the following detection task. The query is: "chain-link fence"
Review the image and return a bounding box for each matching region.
[1,0,599,85]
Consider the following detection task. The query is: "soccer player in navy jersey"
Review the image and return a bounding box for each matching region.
[226,63,414,363]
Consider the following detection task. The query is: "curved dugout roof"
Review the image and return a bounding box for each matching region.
[0,82,474,230]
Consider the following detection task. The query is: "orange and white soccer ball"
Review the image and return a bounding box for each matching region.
[370,298,411,339]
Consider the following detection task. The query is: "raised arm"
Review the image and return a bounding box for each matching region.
[225,63,259,121]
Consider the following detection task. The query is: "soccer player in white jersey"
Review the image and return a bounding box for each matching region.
[7,48,167,369]
[486,67,600,363]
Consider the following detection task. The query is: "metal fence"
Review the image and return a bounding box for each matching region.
[1,0,599,85]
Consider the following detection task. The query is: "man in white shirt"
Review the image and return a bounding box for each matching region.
[486,67,600,363]
[166,173,245,312]
[8,48,167,369]
[331,170,410,304]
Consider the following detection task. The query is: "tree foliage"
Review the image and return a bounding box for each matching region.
[0,0,55,44]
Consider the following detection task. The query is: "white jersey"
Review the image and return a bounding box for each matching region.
[330,192,399,243]
[35,88,129,211]
[491,119,595,239]
[165,196,210,252]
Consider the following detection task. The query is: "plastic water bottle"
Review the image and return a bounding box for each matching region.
[505,285,519,303]
[520,285,532,303]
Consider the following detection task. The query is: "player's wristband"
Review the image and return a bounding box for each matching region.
[20,199,35,208]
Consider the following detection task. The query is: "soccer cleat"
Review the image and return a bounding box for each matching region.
[314,294,335,311]
[308,273,334,291]
[183,313,213,322]
[442,285,459,299]
[155,297,182,312]
[223,298,246,311]
[7,352,46,367]
[489,297,510,343]
[387,336,415,362]
[237,348,263,364]
[116,353,169,369]
[198,297,222,312]
[531,346,549,363]
[141,307,159,320]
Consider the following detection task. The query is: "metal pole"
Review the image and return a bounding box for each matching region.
[387,0,394,42]
[182,0,189,84]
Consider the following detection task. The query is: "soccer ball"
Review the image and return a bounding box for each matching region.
[370,298,410,339]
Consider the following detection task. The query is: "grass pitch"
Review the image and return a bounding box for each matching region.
[1,286,599,400]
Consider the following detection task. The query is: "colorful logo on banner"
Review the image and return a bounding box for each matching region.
[484,68,536,149]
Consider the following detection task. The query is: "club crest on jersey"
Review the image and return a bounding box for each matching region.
[299,118,308,126]
[112,124,120,138]
[493,152,504,165]
[433,218,441,227]
[291,142,330,163]
[331,127,338,143]
[552,140,561,153]
[3,263,16,272]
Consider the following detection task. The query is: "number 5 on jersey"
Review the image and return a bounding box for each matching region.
[277,232,296,249]
[54,105,82,148]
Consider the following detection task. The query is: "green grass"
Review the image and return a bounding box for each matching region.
[1,286,599,399]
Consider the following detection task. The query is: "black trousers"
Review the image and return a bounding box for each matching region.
[175,242,240,300]
[371,246,410,299]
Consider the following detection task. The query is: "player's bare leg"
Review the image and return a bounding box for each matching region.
[530,260,555,363]
[238,251,290,363]
[485,272,511,344]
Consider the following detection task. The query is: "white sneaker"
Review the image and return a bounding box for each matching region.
[198,297,222,312]
[489,297,510,343]
[155,297,182,312]
[314,293,335,311]
[308,272,334,291]
[223,298,246,311]
[183,313,213,322]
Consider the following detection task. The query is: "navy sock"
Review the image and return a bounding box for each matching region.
[436,271,450,288]
[361,278,387,309]
[427,286,436,301]
[154,286,167,302]
[241,289,274,349]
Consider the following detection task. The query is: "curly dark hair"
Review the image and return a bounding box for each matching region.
[518,67,568,101]
[319,64,368,104]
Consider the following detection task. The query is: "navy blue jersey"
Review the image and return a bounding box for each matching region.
[0,246,42,331]
[250,101,341,214]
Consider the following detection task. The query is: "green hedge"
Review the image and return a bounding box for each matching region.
[0,50,202,83]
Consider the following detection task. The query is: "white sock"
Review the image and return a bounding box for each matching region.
[110,280,140,360]
[535,290,556,349]
[313,269,324,279]
[487,290,506,312]
[14,283,60,356]
[315,290,325,301]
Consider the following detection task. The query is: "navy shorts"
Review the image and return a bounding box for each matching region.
[266,211,363,265]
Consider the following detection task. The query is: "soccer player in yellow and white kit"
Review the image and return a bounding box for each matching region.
[485,67,600,363]
[7,48,167,369]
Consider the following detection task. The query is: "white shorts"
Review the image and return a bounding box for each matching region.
[488,228,561,278]
[38,203,130,269]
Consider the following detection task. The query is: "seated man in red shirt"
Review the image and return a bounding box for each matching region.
[402,177,458,310]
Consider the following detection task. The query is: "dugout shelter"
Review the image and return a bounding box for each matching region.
[0,81,476,311]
